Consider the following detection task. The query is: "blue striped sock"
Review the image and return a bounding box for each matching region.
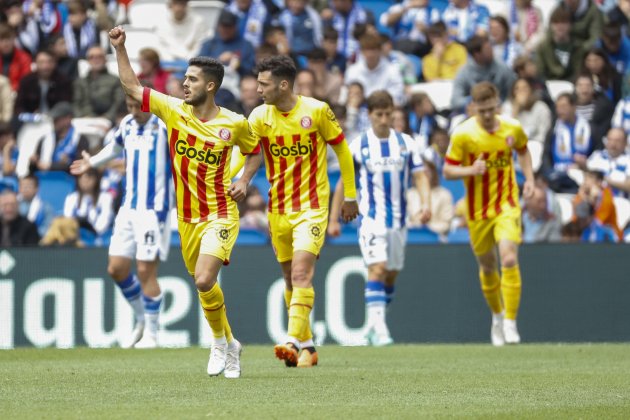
[365,281,387,307]
[385,285,395,305]
[142,293,163,315]
[116,274,142,302]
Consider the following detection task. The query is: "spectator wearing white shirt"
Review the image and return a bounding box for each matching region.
[64,167,113,237]
[155,0,207,61]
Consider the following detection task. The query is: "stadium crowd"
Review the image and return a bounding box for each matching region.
[1,0,630,247]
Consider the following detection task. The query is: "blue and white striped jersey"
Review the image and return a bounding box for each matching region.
[114,114,171,218]
[350,128,424,229]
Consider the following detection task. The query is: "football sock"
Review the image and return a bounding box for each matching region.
[222,305,234,343]
[198,283,226,339]
[286,288,313,343]
[501,265,522,320]
[116,274,144,323]
[385,285,395,305]
[142,293,162,337]
[365,280,387,332]
[300,338,314,349]
[479,270,503,314]
[287,287,314,343]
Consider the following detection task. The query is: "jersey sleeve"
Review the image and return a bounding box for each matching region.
[445,129,465,165]
[512,123,528,153]
[141,87,173,123]
[405,135,424,172]
[319,102,345,145]
[235,118,260,155]
[348,135,362,164]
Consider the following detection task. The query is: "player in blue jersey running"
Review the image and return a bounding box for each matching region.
[71,96,172,349]
[329,90,431,345]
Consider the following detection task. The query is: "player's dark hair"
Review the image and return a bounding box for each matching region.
[188,57,224,89]
[255,55,297,85]
[367,90,394,112]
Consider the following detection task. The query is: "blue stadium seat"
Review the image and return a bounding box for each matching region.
[36,171,76,216]
[407,226,440,244]
[406,53,422,80]
[327,223,358,245]
[432,0,449,12]
[236,228,269,245]
[441,176,465,203]
[359,0,395,35]
[447,228,470,244]
[250,170,271,201]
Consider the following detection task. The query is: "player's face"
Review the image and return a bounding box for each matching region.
[474,98,499,131]
[256,71,283,105]
[369,106,394,136]
[183,66,210,106]
[126,97,150,125]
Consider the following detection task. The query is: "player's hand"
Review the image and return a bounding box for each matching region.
[418,207,432,224]
[522,179,535,200]
[227,179,248,202]
[470,157,487,176]
[341,200,359,222]
[109,26,126,49]
[327,219,341,237]
[70,151,91,176]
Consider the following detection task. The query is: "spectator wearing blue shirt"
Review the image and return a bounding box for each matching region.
[18,174,54,236]
[321,26,347,74]
[197,10,256,78]
[0,123,17,189]
[440,0,490,44]
[227,0,271,49]
[277,0,323,55]
[596,22,630,76]
[321,0,370,61]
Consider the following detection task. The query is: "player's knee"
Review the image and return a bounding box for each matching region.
[500,253,518,268]
[194,272,217,292]
[368,263,387,280]
[290,266,312,287]
[107,263,127,281]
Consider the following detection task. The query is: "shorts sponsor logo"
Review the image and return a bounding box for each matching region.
[175,140,223,165]
[218,128,232,141]
[300,116,312,128]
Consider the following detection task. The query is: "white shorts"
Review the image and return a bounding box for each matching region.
[358,218,407,271]
[109,208,171,262]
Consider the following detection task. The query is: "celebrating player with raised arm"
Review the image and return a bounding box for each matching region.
[248,55,359,367]
[108,26,262,378]
[328,90,431,346]
[71,96,171,349]
[443,81,534,346]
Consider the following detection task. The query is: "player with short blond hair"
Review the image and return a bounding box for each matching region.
[443,81,534,346]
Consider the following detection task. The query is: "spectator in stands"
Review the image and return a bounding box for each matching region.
[165,73,185,99]
[227,0,271,49]
[440,0,490,44]
[63,0,98,59]
[392,106,411,135]
[13,49,73,118]
[608,0,630,38]
[522,185,563,243]
[39,216,82,247]
[407,156,453,236]
[156,0,207,62]
[73,45,125,124]
[0,189,40,246]
[582,47,622,104]
[502,78,552,147]
[489,15,522,69]
[0,122,17,190]
[535,8,586,83]
[509,0,545,55]
[612,91,630,137]
[574,73,614,150]
[137,48,169,94]
[64,167,113,237]
[421,20,467,82]
[344,81,370,141]
[0,75,13,125]
[277,0,323,56]
[512,55,555,111]
[573,168,622,240]
[239,186,269,235]
[294,68,317,97]
[379,0,439,56]
[198,10,256,79]
[47,34,79,83]
[321,26,346,74]
[17,174,53,236]
[407,92,445,148]
[262,24,295,60]
[543,93,593,193]
[4,0,45,56]
[585,127,630,197]
[321,0,370,61]
[451,35,516,111]
[237,75,262,118]
[344,33,405,106]
[305,48,342,104]
[380,34,418,86]
[422,127,449,174]
[553,0,604,49]
[595,22,630,76]
[32,101,89,172]
[0,23,32,92]
[21,0,64,43]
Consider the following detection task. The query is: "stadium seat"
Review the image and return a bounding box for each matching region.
[127,0,168,29]
[407,226,440,244]
[119,26,163,61]
[359,0,395,35]
[406,53,422,80]
[409,80,454,112]
[36,171,76,216]
[546,80,575,102]
[556,193,575,225]
[189,0,225,38]
[613,196,630,230]
[441,176,465,203]
[447,228,470,244]
[432,0,449,12]
[476,0,508,16]
[236,228,269,245]
[528,141,543,172]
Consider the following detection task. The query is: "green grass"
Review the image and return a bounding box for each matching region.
[1,344,630,419]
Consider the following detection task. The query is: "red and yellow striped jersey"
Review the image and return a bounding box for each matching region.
[248,96,345,214]
[142,87,259,223]
[445,115,528,221]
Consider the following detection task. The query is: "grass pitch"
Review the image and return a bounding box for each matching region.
[1,344,630,419]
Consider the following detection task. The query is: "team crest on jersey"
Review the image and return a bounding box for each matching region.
[309,224,322,239]
[300,116,312,128]
[217,228,230,243]
[218,128,232,141]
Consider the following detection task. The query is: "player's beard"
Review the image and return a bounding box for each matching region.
[185,90,207,107]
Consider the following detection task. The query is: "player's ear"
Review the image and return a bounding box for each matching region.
[206,80,216,94]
